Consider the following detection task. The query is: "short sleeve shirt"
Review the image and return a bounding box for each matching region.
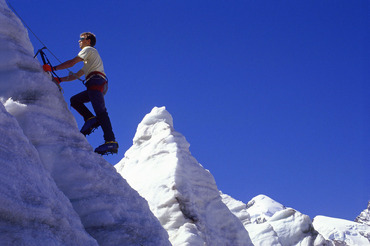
[78,46,105,77]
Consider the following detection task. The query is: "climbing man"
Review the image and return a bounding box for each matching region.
[43,32,118,155]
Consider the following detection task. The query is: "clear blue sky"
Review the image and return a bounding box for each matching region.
[8,0,369,221]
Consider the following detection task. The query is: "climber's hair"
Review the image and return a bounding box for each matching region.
[80,32,96,47]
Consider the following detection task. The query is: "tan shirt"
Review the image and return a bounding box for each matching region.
[78,46,105,77]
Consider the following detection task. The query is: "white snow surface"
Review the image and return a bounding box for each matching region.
[221,192,251,227]
[0,103,97,245]
[0,1,170,245]
[115,107,253,246]
[355,201,370,226]
[1,1,370,245]
[246,194,286,224]
[313,216,370,245]
[222,194,332,246]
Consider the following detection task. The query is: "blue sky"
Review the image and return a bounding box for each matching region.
[8,0,369,221]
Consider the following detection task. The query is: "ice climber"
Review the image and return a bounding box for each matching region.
[43,32,118,155]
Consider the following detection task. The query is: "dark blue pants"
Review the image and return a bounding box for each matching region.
[70,76,115,142]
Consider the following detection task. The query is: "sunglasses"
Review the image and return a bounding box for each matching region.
[79,37,88,41]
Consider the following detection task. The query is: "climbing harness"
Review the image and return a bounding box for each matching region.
[85,71,108,92]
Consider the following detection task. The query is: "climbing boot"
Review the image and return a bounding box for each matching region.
[94,141,119,155]
[80,117,100,136]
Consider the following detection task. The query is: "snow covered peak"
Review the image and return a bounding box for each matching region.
[222,194,331,245]
[116,107,252,246]
[133,106,174,146]
[246,194,286,224]
[139,106,174,128]
[355,201,370,226]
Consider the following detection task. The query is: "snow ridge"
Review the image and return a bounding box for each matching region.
[355,201,370,226]
[246,194,286,224]
[223,194,331,246]
[1,1,170,245]
[116,106,252,246]
[313,216,370,245]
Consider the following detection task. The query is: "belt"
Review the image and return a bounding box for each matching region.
[86,71,107,82]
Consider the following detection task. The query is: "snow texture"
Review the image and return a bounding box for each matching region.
[246,194,286,224]
[221,192,251,227]
[1,0,370,245]
[355,201,370,226]
[116,106,253,246]
[0,102,98,245]
[0,1,170,245]
[313,216,370,245]
[223,194,333,246]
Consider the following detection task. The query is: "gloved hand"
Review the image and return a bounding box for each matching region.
[52,77,61,84]
[68,71,76,80]
[42,64,54,72]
